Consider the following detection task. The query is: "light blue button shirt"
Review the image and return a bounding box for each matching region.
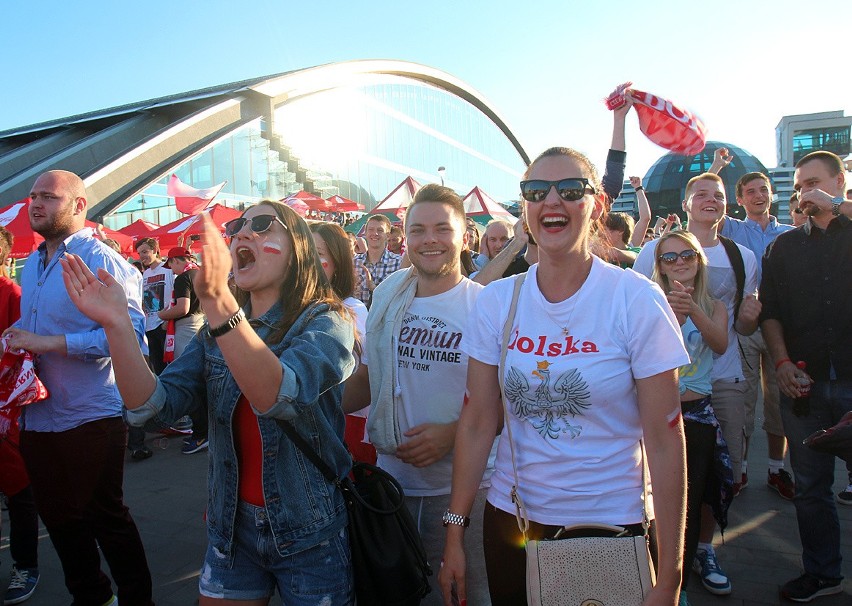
[16,228,146,432]
[720,215,794,284]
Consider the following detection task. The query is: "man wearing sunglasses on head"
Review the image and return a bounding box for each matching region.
[634,171,761,598]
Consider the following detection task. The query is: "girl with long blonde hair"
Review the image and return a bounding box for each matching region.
[652,230,732,606]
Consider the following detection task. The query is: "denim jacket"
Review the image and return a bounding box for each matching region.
[125,301,356,559]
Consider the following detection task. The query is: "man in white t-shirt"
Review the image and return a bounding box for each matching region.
[634,172,761,597]
[135,237,175,374]
[130,237,176,460]
[343,184,492,604]
[715,159,796,501]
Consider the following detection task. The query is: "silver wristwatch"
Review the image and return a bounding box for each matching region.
[831,196,843,217]
[442,510,471,528]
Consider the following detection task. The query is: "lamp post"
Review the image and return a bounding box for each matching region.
[437,166,446,186]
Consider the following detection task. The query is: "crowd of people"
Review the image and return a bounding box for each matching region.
[0,100,850,606]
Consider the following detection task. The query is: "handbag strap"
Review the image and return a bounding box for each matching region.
[496,274,650,540]
[276,420,339,484]
[276,419,406,515]
[497,274,529,539]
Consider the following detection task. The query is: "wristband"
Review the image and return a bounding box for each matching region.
[634,186,644,191]
[208,308,245,338]
[774,358,792,371]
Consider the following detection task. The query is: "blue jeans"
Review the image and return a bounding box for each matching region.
[780,380,852,580]
[199,501,353,604]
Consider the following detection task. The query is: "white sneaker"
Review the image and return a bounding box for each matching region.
[836,484,852,506]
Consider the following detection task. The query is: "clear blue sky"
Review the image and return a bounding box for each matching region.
[2,0,850,178]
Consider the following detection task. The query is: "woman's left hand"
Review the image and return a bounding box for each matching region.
[641,584,679,606]
[193,213,233,304]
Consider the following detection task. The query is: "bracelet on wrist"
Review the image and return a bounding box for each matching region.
[208,308,245,338]
[774,358,792,371]
[634,186,644,191]
[442,510,471,528]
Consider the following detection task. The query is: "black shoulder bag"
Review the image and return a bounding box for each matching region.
[277,420,432,605]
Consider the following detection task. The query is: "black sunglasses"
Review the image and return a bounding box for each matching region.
[792,208,803,215]
[223,215,288,238]
[519,178,596,203]
[658,249,699,265]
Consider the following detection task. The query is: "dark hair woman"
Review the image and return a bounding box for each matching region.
[62,200,357,605]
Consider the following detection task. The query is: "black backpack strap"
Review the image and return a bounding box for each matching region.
[718,235,745,321]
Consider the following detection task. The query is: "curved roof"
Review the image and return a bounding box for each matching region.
[0,60,530,220]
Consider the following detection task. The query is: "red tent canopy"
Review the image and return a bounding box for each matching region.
[284,191,334,212]
[145,204,242,251]
[0,199,134,258]
[371,176,421,214]
[281,196,309,217]
[461,187,518,226]
[326,195,364,212]
[0,200,40,259]
[118,219,160,240]
[89,224,134,255]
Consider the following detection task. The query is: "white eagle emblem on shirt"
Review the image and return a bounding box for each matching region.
[504,360,591,439]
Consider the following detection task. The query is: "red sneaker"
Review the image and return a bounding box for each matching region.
[767,469,795,500]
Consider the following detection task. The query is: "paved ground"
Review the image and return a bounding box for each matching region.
[1,426,850,605]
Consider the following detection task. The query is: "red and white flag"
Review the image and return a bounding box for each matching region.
[605,82,707,156]
[167,174,226,215]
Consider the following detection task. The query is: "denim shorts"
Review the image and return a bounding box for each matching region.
[199,501,353,604]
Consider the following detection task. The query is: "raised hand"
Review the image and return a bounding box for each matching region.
[193,212,234,304]
[629,175,643,189]
[666,280,694,324]
[613,93,634,119]
[61,253,129,328]
[710,147,734,174]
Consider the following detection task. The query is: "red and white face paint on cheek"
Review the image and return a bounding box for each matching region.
[319,256,330,270]
[262,242,283,255]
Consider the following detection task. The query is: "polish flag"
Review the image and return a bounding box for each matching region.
[167,174,226,215]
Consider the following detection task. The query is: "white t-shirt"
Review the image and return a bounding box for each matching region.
[344,296,370,422]
[463,259,689,526]
[141,263,174,332]
[633,238,758,381]
[377,278,495,497]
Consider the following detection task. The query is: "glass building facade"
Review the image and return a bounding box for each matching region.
[792,126,850,165]
[104,78,527,229]
[642,141,771,220]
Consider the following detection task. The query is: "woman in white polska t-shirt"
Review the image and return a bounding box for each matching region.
[439,147,689,606]
[310,222,374,464]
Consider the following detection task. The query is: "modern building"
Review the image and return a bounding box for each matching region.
[638,141,771,220]
[610,181,638,215]
[0,60,530,228]
[776,110,852,168]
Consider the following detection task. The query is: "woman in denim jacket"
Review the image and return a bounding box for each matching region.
[61,201,357,606]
